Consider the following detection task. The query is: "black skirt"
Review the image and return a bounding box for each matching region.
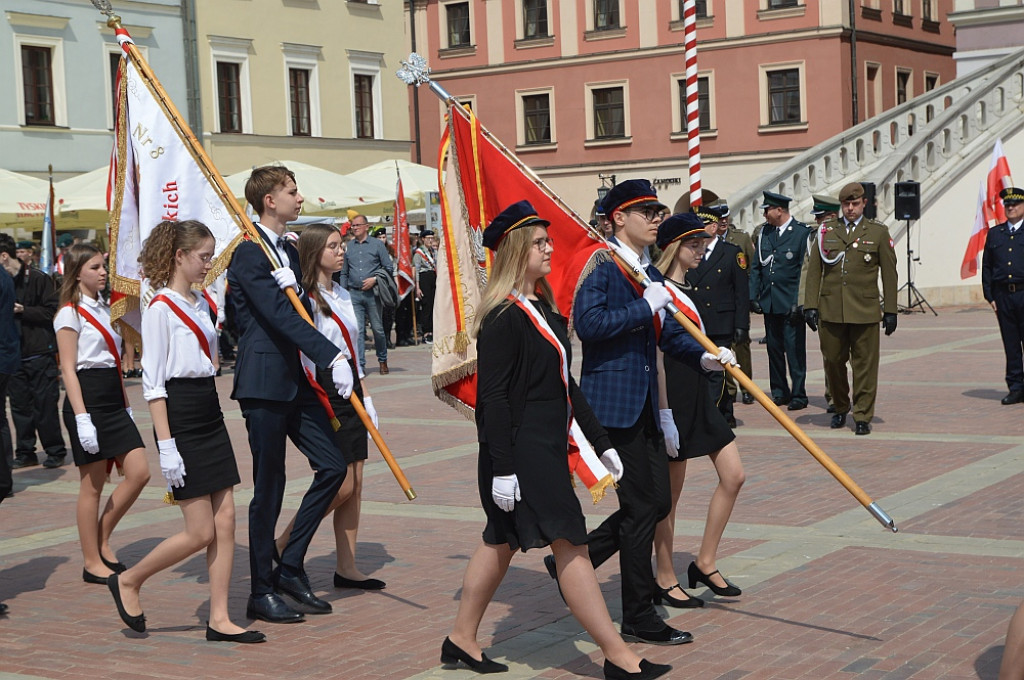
[479,398,588,552]
[317,364,368,465]
[63,367,144,467]
[664,355,735,461]
[165,377,240,500]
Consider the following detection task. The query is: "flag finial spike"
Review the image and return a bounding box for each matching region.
[89,0,117,21]
[396,53,456,105]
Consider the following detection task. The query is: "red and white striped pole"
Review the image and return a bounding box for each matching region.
[683,0,701,208]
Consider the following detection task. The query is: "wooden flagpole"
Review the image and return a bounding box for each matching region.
[397,54,896,530]
[99,6,414,500]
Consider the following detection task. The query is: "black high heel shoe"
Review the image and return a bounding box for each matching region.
[101,555,127,573]
[654,583,704,608]
[604,659,672,680]
[440,636,508,674]
[687,561,741,597]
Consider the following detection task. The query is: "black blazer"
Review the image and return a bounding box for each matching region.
[685,240,749,338]
[228,237,342,402]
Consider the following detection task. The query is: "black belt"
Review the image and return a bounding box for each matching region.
[998,282,1022,293]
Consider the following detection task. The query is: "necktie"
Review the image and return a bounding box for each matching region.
[277,236,287,250]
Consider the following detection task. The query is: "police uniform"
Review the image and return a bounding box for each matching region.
[982,187,1024,404]
[804,182,898,434]
[749,191,813,408]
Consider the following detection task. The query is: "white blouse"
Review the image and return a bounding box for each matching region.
[141,287,217,401]
[311,282,364,380]
[53,295,121,370]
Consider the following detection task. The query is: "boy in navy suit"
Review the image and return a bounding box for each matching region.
[572,180,734,645]
[228,166,353,623]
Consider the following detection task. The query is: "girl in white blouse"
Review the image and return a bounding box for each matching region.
[54,243,150,586]
[274,223,384,590]
[106,220,262,643]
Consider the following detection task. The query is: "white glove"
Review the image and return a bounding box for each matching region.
[157,438,186,489]
[642,282,673,315]
[271,266,299,293]
[700,346,737,372]
[331,357,354,399]
[491,474,520,512]
[126,406,134,421]
[363,396,378,429]
[75,413,100,454]
[599,449,624,482]
[659,409,680,458]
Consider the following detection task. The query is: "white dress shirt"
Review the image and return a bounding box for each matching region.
[53,295,121,370]
[255,222,290,268]
[141,287,217,401]
[310,282,365,380]
[704,235,719,258]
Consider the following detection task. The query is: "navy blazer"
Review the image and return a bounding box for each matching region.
[982,221,1024,301]
[685,240,749,338]
[574,251,705,430]
[228,237,342,402]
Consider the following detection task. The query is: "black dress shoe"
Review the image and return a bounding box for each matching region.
[687,561,741,597]
[543,554,566,604]
[11,456,38,469]
[830,413,847,429]
[108,573,145,632]
[855,421,872,435]
[604,659,672,680]
[102,555,127,574]
[83,568,109,585]
[725,416,737,429]
[246,593,305,624]
[0,602,7,616]
[772,395,790,406]
[440,636,509,673]
[620,622,693,646]
[206,624,267,643]
[333,573,386,590]
[787,401,808,411]
[42,455,66,469]
[276,573,332,614]
[1002,390,1024,405]
[741,392,754,405]
[653,584,704,609]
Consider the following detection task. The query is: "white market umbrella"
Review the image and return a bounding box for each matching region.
[345,159,439,212]
[0,168,49,229]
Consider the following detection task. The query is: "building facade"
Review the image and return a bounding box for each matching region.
[949,0,1024,76]
[0,0,188,179]
[193,0,413,176]
[407,0,956,214]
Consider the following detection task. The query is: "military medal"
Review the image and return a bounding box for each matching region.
[852,241,859,249]
[864,253,872,262]
[786,251,794,259]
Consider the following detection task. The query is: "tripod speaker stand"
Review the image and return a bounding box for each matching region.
[896,219,937,315]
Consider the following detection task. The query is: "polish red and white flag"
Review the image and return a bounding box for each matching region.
[961,139,1013,279]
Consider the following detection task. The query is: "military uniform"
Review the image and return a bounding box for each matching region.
[749,191,813,407]
[681,237,748,424]
[981,187,1024,403]
[804,186,898,429]
[723,223,755,403]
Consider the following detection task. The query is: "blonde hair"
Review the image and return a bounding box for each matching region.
[654,240,683,278]
[474,225,556,337]
[59,243,104,308]
[139,220,214,289]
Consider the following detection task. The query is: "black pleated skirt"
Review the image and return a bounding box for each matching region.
[664,355,735,461]
[317,364,368,465]
[165,377,240,500]
[63,367,144,467]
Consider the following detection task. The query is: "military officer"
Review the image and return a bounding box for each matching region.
[749,191,813,410]
[715,204,756,405]
[982,187,1024,405]
[803,194,841,413]
[687,204,750,427]
[804,182,898,435]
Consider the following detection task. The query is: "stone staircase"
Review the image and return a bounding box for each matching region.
[730,47,1024,243]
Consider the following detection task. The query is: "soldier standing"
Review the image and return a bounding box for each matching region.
[749,191,813,410]
[804,182,898,435]
[982,187,1024,405]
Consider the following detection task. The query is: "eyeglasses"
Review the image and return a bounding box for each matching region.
[191,251,214,264]
[629,207,668,222]
[531,236,554,251]
[325,242,344,251]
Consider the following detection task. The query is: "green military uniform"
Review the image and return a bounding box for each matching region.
[804,185,898,428]
[723,223,755,403]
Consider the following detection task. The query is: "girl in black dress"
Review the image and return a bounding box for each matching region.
[106,220,262,643]
[441,201,670,680]
[54,244,150,585]
[652,214,746,606]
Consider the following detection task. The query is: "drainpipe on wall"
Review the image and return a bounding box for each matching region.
[181,0,203,137]
[409,0,422,164]
[849,0,859,127]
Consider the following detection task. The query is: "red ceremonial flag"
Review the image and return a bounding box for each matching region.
[394,169,415,300]
[961,139,1014,279]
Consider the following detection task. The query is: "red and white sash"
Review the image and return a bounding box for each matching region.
[508,291,613,503]
[69,302,128,408]
[149,293,213,362]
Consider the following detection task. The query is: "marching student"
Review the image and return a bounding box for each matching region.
[442,201,669,680]
[105,220,264,643]
[53,243,150,585]
[274,223,385,591]
[652,213,746,608]
[228,165,352,624]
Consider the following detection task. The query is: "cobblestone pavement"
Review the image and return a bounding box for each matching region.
[1,304,1021,680]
